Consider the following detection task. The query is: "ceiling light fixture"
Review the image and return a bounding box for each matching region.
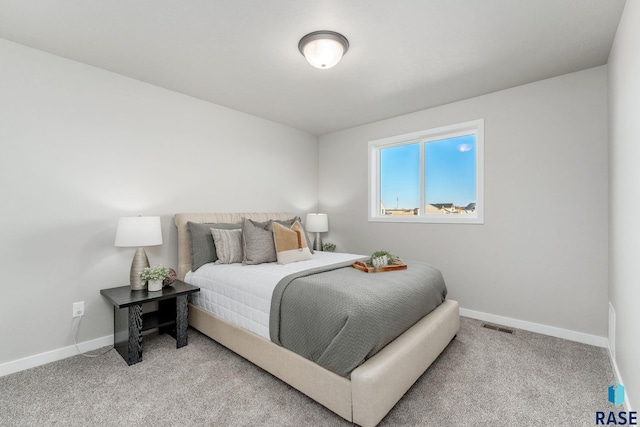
[298,31,349,69]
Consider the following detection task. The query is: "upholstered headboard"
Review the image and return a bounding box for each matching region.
[174,212,296,280]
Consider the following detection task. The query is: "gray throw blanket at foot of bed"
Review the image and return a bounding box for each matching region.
[269,260,448,377]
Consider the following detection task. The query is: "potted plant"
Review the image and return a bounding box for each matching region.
[368,250,402,268]
[139,265,170,292]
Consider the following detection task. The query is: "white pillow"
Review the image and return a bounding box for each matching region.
[210,228,243,264]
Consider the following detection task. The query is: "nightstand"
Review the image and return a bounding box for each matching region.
[100,280,200,365]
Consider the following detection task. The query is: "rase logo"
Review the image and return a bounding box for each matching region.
[596,382,637,425]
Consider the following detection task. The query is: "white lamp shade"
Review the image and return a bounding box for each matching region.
[302,38,345,69]
[115,216,163,247]
[306,213,329,232]
[299,31,349,70]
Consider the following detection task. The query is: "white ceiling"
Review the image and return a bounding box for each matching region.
[0,1,626,135]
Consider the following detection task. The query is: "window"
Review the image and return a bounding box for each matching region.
[369,119,484,224]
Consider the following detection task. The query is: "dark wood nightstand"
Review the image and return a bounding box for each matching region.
[100,280,200,365]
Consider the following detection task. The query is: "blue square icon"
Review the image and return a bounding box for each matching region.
[608,382,625,407]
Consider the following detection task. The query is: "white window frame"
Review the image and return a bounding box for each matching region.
[368,119,484,224]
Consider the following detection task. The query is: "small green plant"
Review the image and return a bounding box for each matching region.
[370,250,392,260]
[139,265,170,282]
[323,242,336,252]
[368,250,401,267]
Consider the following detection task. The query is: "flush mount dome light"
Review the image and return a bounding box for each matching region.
[298,31,349,69]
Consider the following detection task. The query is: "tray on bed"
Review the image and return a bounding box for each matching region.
[352,260,408,273]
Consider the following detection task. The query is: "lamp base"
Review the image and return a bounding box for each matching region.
[313,232,323,252]
[130,247,150,290]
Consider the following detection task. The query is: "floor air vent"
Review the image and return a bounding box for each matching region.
[482,323,515,334]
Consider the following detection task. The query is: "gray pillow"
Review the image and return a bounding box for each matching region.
[242,218,277,265]
[187,222,241,271]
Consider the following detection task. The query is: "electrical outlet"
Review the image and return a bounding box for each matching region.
[73,301,84,318]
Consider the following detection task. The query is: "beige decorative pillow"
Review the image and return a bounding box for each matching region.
[272,220,313,264]
[210,228,243,264]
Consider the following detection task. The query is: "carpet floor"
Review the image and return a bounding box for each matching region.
[0,317,616,426]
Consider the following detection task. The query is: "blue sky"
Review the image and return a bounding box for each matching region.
[380,135,476,209]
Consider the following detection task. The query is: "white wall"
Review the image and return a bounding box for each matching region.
[608,0,640,411]
[319,67,609,339]
[0,34,615,380]
[0,38,318,367]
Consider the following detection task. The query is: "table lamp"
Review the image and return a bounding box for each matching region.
[305,213,328,252]
[115,216,163,290]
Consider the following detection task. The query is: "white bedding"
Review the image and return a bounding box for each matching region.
[186,251,365,339]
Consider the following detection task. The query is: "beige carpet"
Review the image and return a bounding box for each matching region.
[0,317,616,426]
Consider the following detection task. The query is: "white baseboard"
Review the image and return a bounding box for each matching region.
[605,338,633,412]
[0,334,113,378]
[0,307,619,392]
[459,307,608,348]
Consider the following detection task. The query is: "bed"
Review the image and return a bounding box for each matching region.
[175,212,460,427]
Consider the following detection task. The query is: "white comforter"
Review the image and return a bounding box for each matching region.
[186,252,364,339]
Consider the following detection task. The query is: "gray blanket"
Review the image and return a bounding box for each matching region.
[269,260,448,377]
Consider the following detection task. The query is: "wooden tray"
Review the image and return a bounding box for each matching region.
[352,260,407,273]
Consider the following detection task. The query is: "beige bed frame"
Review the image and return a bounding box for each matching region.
[175,213,460,427]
